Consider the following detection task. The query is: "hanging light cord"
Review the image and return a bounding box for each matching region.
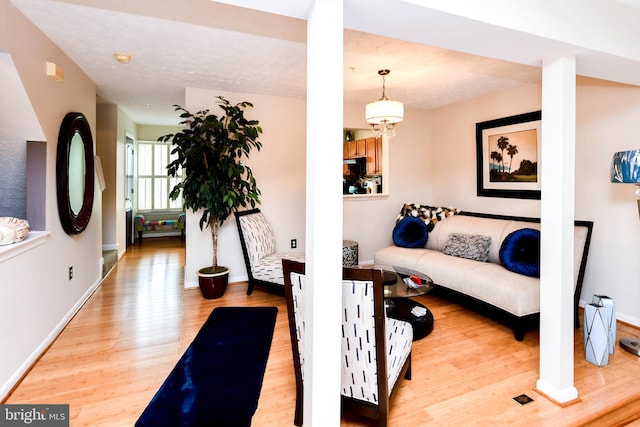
[378,69,390,100]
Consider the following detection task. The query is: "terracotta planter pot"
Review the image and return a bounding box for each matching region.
[197,267,229,299]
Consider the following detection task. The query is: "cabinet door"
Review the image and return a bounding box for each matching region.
[348,138,366,158]
[355,138,366,157]
[365,137,376,174]
[366,137,382,175]
[343,142,349,174]
[375,137,383,174]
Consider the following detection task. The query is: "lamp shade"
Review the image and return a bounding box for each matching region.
[365,99,404,125]
[611,149,640,183]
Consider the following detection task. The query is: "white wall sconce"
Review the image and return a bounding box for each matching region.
[46,61,64,82]
[611,149,640,218]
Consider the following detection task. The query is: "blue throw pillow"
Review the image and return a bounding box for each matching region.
[499,228,540,277]
[392,216,429,248]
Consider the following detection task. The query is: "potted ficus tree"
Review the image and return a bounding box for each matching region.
[159,96,262,299]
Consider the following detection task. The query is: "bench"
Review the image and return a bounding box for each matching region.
[134,213,186,244]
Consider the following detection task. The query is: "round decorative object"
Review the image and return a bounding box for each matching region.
[56,112,95,234]
[342,240,359,267]
[392,216,429,248]
[499,228,540,277]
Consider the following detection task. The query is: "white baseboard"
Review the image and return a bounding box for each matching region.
[183,272,248,290]
[579,299,640,328]
[102,243,118,251]
[184,280,198,289]
[0,275,103,401]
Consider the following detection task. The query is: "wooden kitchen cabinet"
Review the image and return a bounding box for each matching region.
[345,138,367,158]
[366,137,382,175]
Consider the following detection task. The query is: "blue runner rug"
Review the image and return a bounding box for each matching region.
[136,306,278,427]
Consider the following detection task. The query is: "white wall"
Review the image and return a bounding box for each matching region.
[181,89,434,287]
[343,103,433,264]
[0,1,102,398]
[429,78,640,325]
[575,77,640,325]
[182,88,307,287]
[430,82,542,215]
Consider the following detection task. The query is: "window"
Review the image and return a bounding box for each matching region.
[137,141,182,211]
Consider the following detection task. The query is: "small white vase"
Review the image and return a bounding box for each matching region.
[584,303,609,366]
[592,294,616,354]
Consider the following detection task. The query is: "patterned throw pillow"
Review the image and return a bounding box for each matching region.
[443,233,492,262]
[398,203,460,232]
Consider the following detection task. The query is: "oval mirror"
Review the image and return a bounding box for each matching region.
[56,112,95,234]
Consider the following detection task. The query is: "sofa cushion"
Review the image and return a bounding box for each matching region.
[414,250,479,293]
[499,228,541,277]
[374,246,429,272]
[392,216,429,248]
[253,251,305,285]
[462,263,541,317]
[442,233,492,262]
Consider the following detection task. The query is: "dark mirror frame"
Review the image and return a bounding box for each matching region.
[56,112,95,234]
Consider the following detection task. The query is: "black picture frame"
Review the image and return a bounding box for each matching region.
[476,111,542,200]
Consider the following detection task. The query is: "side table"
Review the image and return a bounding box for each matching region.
[342,240,358,267]
[376,265,434,341]
[386,298,434,340]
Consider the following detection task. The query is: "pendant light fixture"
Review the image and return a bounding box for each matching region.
[365,69,404,138]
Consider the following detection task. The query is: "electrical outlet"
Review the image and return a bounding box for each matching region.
[69,266,73,280]
[291,239,297,249]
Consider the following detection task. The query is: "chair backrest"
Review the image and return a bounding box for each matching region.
[282,259,306,426]
[340,267,388,406]
[235,209,277,265]
[283,261,409,426]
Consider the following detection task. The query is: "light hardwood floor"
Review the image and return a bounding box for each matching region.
[5,237,640,426]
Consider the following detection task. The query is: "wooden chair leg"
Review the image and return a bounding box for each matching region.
[404,355,412,381]
[294,395,303,426]
[377,412,388,427]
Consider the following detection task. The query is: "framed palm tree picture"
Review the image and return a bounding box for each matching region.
[476,111,542,199]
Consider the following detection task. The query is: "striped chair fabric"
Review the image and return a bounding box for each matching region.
[283,260,413,427]
[235,209,304,294]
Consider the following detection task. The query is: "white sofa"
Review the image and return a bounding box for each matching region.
[374,211,593,340]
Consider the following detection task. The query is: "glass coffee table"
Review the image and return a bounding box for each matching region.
[376,265,435,341]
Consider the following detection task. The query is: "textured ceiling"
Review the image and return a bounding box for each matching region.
[12,0,545,126]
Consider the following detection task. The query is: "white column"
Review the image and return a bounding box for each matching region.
[536,55,578,403]
[305,0,343,425]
